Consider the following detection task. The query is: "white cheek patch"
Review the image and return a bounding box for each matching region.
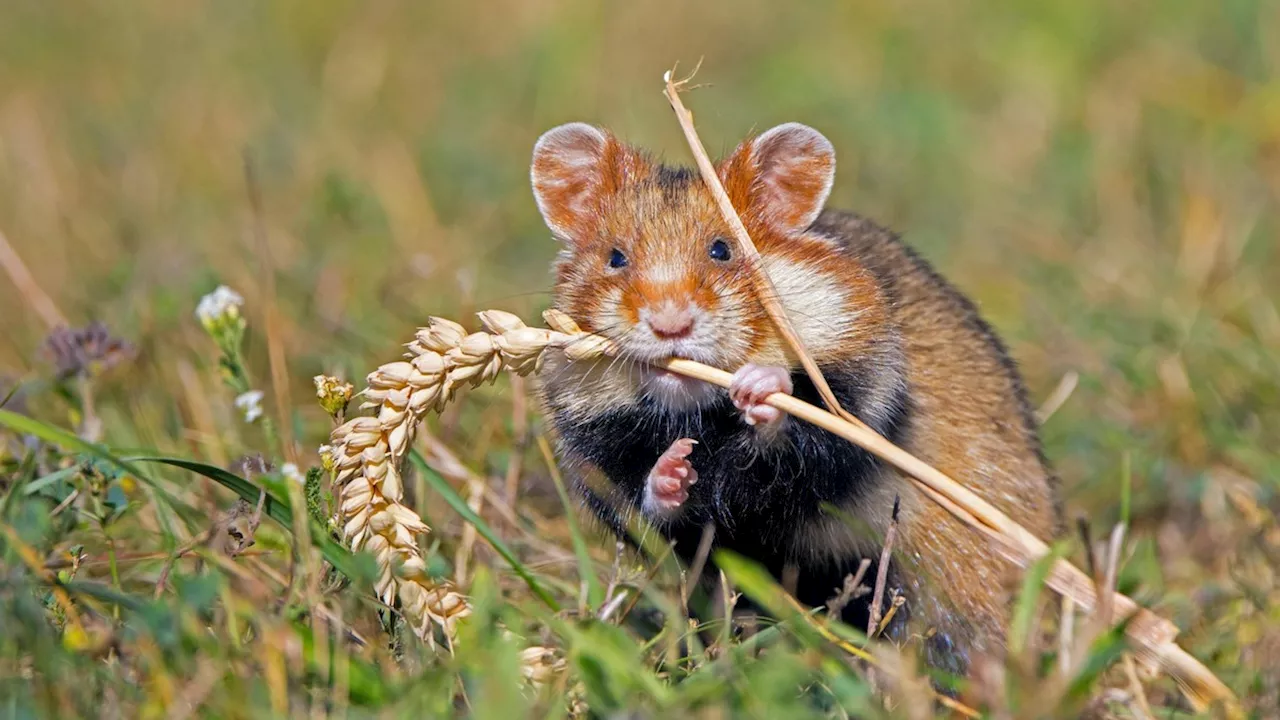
[761,256,857,355]
[695,293,758,371]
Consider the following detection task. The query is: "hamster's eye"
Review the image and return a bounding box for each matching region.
[608,248,628,269]
[709,238,732,262]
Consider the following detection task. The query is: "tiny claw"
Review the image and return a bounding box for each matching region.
[643,437,700,520]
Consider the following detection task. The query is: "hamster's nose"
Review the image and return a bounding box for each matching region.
[645,303,696,340]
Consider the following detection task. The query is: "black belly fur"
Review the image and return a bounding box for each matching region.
[552,363,911,631]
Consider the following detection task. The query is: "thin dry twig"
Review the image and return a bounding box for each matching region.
[617,542,675,624]
[1123,652,1156,720]
[243,556,367,647]
[683,523,717,603]
[867,495,901,639]
[49,488,80,517]
[1036,370,1079,424]
[0,226,67,330]
[601,542,625,604]
[780,593,979,718]
[662,66,871,433]
[1058,594,1075,677]
[154,530,214,600]
[597,544,633,623]
[877,594,906,637]
[826,559,872,619]
[1099,523,1127,629]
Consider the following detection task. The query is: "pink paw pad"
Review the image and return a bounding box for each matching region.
[729,364,793,428]
[643,438,699,517]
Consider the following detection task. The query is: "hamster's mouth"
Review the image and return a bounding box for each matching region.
[617,335,726,410]
[644,366,690,384]
[638,364,718,411]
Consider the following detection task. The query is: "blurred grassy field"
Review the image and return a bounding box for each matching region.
[1,0,1278,717]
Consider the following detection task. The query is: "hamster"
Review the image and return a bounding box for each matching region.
[528,121,1060,671]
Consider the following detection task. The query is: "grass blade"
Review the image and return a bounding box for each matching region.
[0,380,22,409]
[131,456,362,584]
[0,451,37,518]
[408,449,560,611]
[535,433,603,610]
[0,409,193,538]
[22,465,79,497]
[1010,541,1070,657]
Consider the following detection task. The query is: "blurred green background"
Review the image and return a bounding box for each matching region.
[0,0,1277,708]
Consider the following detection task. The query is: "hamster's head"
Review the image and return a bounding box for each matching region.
[530,122,837,411]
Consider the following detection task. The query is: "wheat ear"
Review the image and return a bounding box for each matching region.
[325,312,571,686]
[324,314,533,640]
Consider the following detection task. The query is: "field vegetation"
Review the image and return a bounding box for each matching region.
[1,1,1277,717]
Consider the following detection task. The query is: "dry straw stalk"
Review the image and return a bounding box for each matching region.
[662,66,869,434]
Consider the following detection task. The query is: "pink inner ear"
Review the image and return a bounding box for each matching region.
[750,123,836,233]
[530,123,610,241]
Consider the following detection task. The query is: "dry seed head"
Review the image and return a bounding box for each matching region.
[519,645,568,686]
[329,357,474,636]
[417,317,467,354]
[542,308,582,334]
[562,333,615,362]
[325,311,606,673]
[493,327,556,375]
[478,309,528,334]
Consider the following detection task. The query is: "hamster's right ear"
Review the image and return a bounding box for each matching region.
[531,123,637,243]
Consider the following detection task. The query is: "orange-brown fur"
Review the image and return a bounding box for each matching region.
[530,122,1060,668]
[813,211,1061,653]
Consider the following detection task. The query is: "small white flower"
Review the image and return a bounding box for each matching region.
[281,463,304,485]
[234,389,265,423]
[196,285,244,328]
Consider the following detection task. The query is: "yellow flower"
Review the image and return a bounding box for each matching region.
[314,374,354,420]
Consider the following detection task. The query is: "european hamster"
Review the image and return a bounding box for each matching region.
[528,121,1059,671]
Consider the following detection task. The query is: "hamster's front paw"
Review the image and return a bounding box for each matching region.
[729,364,792,428]
[643,438,698,519]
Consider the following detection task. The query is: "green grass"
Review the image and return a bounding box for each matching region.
[2,0,1278,717]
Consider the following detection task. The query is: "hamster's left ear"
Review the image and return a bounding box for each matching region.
[719,123,835,235]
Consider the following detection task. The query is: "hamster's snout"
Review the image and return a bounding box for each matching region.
[642,302,696,340]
